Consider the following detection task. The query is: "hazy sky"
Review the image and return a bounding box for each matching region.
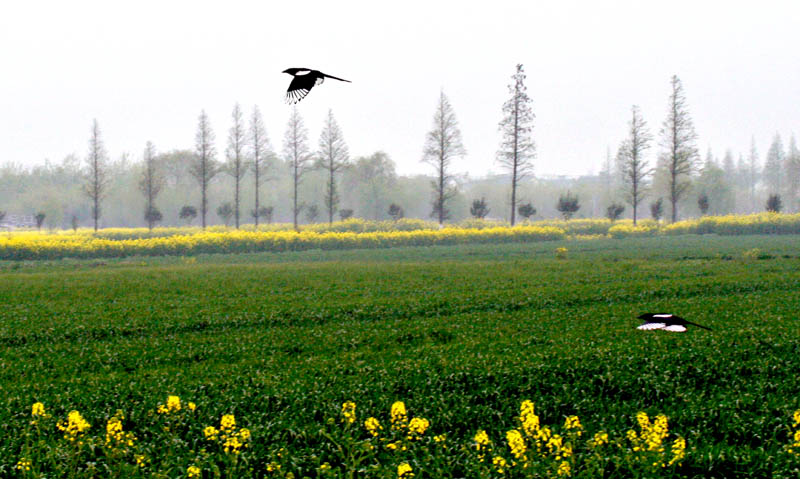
[2,0,798,177]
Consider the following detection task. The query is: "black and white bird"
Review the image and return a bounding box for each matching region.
[282,68,351,104]
[636,313,712,333]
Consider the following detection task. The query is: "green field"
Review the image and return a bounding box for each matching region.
[1,235,799,478]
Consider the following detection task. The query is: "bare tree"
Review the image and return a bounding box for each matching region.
[249,106,273,228]
[225,103,247,229]
[764,132,784,196]
[283,107,312,231]
[423,90,465,225]
[138,141,164,231]
[786,135,800,212]
[317,109,350,224]
[84,119,109,231]
[498,64,536,226]
[190,110,218,229]
[745,138,761,213]
[659,75,699,222]
[352,152,397,220]
[618,105,653,225]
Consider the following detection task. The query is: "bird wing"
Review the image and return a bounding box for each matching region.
[286,89,310,104]
[663,325,687,333]
[637,322,666,330]
[651,314,674,318]
[285,76,312,104]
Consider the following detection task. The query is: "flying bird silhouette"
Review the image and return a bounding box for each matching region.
[636,313,712,333]
[283,68,351,104]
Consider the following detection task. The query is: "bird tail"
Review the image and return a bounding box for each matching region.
[687,321,712,331]
[323,73,351,82]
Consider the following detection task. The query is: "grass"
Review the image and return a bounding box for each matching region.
[1,235,799,477]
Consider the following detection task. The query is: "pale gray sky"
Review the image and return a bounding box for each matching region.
[1,0,798,177]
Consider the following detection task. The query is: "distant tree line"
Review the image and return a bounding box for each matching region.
[1,71,798,230]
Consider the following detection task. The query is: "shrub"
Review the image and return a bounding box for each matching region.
[767,194,782,213]
[606,203,625,221]
[470,198,489,219]
[518,202,537,220]
[556,191,580,220]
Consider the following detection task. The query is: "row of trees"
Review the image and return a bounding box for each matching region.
[3,69,798,231]
[610,75,800,224]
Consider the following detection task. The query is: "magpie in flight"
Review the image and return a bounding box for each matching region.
[283,68,351,104]
[636,313,712,333]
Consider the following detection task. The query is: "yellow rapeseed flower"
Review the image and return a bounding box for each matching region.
[31,402,47,417]
[391,401,407,429]
[167,395,181,412]
[187,465,201,478]
[793,409,800,428]
[590,431,609,447]
[341,401,356,424]
[557,460,571,477]
[188,402,197,412]
[506,429,527,460]
[397,462,414,478]
[492,455,507,473]
[520,400,540,437]
[15,458,31,472]
[474,430,490,451]
[365,417,382,437]
[56,410,91,442]
[669,437,686,466]
[221,414,236,431]
[564,415,582,436]
[204,426,219,441]
[407,417,429,439]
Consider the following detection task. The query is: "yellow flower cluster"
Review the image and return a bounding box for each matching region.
[397,462,414,478]
[626,412,685,468]
[407,417,430,440]
[628,412,668,453]
[56,410,91,443]
[474,430,490,452]
[15,458,31,472]
[205,414,250,454]
[506,429,527,460]
[105,411,136,449]
[564,415,582,436]
[157,395,183,414]
[589,431,608,447]
[365,417,382,437]
[0,225,566,260]
[669,437,686,466]
[31,401,49,425]
[391,401,408,430]
[341,401,356,424]
[187,465,201,477]
[787,409,800,456]
[664,212,800,236]
[492,455,507,473]
[31,402,47,418]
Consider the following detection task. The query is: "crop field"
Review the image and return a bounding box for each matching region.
[1,235,799,478]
